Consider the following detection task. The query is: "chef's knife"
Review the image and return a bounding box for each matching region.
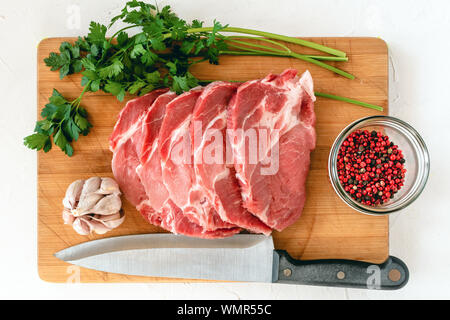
[54,234,408,290]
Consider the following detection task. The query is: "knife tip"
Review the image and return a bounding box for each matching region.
[53,250,64,261]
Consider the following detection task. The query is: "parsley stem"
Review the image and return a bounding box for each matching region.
[108,25,139,43]
[226,39,287,55]
[220,50,348,62]
[182,27,347,57]
[226,43,281,55]
[289,52,354,79]
[72,80,92,110]
[314,92,383,111]
[300,55,348,62]
[226,36,292,53]
[224,42,354,79]
[226,40,348,61]
[225,38,348,61]
[165,28,351,77]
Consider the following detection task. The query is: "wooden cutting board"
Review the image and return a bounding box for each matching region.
[37,37,389,283]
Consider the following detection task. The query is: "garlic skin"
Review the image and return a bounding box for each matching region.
[62,177,125,235]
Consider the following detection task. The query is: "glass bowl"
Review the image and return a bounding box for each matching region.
[328,116,430,215]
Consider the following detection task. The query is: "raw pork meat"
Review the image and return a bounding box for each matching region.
[110,90,239,238]
[109,69,316,237]
[110,89,168,207]
[191,82,272,235]
[159,88,235,231]
[227,69,316,231]
[136,91,240,238]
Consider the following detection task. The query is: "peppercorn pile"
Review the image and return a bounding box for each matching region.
[337,129,406,206]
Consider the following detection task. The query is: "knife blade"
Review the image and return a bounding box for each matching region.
[54,233,409,289]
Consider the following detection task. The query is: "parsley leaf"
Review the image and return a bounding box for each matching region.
[128,80,147,94]
[81,57,96,71]
[87,22,107,44]
[25,89,92,156]
[24,133,51,152]
[104,81,126,101]
[130,44,147,59]
[98,59,124,79]
[44,52,67,71]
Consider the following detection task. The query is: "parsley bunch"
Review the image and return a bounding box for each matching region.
[25,0,359,156]
[24,88,91,156]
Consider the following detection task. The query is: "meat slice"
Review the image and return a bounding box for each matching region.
[227,69,316,231]
[137,91,178,212]
[159,87,235,231]
[110,90,167,207]
[135,91,240,238]
[191,82,272,235]
[111,91,239,238]
[111,139,147,207]
[139,201,240,239]
[109,89,168,152]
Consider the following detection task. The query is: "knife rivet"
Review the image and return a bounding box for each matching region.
[283,268,292,277]
[337,271,346,280]
[388,269,401,282]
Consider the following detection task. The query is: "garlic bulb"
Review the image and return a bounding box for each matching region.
[62,177,125,235]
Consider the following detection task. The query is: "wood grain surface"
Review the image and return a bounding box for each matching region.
[37,37,389,283]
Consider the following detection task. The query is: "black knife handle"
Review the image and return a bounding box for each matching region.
[273,250,409,290]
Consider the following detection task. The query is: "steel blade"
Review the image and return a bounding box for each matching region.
[54,234,274,282]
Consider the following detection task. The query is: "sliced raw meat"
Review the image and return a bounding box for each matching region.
[191,81,272,235]
[110,90,240,238]
[110,91,167,207]
[227,69,316,231]
[112,91,239,238]
[159,87,235,231]
[139,202,240,239]
[109,89,168,152]
[137,91,178,212]
[111,138,146,207]
[110,69,316,238]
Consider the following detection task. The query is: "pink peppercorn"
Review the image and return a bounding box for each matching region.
[336,129,406,206]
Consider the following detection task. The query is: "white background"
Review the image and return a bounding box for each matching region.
[0,0,448,299]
